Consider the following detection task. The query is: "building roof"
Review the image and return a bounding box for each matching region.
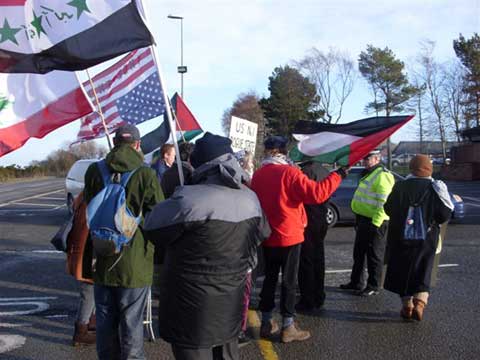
[461,126,480,142]
[393,141,459,155]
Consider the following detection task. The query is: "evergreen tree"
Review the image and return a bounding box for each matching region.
[453,33,480,127]
[259,66,321,139]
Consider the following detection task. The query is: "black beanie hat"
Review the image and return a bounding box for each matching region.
[190,132,233,168]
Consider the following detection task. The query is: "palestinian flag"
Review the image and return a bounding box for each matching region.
[290,115,414,166]
[141,92,203,156]
[0,0,153,74]
[0,71,93,157]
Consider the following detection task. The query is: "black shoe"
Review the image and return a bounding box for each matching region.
[238,331,251,347]
[356,287,379,297]
[339,282,363,291]
[295,301,315,313]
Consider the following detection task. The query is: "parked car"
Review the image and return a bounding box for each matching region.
[325,167,465,227]
[65,159,97,214]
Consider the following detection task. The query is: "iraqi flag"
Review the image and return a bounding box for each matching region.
[290,115,414,166]
[0,0,153,74]
[0,71,94,157]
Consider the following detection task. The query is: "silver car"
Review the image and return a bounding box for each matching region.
[65,159,97,213]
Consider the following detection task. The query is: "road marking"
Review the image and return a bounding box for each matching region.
[45,315,68,319]
[0,189,63,208]
[0,335,26,354]
[0,323,32,328]
[32,250,63,254]
[461,196,480,203]
[39,197,65,201]
[0,296,57,316]
[438,264,459,268]
[325,264,458,274]
[10,202,58,207]
[247,310,279,360]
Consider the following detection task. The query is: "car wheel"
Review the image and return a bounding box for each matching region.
[326,204,338,227]
[392,161,400,166]
[67,194,74,215]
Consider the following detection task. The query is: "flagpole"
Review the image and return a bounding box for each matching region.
[168,98,187,143]
[85,69,113,150]
[136,0,184,185]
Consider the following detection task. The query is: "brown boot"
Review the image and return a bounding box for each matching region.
[260,319,279,339]
[87,314,96,332]
[400,305,414,320]
[281,323,311,343]
[412,299,426,321]
[72,322,96,346]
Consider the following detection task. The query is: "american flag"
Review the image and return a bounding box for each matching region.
[76,47,166,142]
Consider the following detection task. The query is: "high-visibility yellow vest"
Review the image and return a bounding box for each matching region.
[351,166,395,227]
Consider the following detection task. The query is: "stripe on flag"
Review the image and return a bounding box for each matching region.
[76,47,166,143]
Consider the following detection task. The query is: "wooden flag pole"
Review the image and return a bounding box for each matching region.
[168,98,187,143]
[85,69,113,150]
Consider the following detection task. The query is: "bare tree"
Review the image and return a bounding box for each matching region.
[295,47,356,124]
[69,141,108,159]
[221,91,266,161]
[444,60,468,142]
[416,40,451,159]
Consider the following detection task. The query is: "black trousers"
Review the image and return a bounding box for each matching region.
[298,218,328,307]
[171,339,239,360]
[350,216,388,290]
[259,244,301,318]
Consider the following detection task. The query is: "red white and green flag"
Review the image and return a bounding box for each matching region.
[0,0,153,74]
[290,115,414,166]
[0,71,94,156]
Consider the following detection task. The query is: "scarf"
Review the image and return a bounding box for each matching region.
[261,153,293,166]
[406,174,454,210]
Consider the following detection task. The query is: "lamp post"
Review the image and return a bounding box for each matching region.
[167,14,187,99]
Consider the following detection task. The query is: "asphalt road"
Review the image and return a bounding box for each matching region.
[0,178,479,360]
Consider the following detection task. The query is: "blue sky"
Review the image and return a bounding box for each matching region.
[1,0,478,166]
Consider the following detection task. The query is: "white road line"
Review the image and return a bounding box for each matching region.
[461,196,480,203]
[45,315,68,319]
[438,264,459,268]
[0,297,57,301]
[0,323,32,328]
[325,264,458,274]
[0,189,63,208]
[31,250,63,254]
[10,203,58,207]
[40,197,65,201]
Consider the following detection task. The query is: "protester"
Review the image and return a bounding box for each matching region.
[296,161,331,312]
[384,154,453,321]
[339,150,394,296]
[145,132,270,360]
[83,124,163,360]
[66,192,95,346]
[152,143,176,182]
[251,136,346,343]
[160,142,194,198]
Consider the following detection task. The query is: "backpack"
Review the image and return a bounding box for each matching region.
[403,187,431,242]
[86,160,142,257]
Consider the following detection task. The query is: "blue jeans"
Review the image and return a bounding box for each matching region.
[94,285,148,360]
[76,281,95,324]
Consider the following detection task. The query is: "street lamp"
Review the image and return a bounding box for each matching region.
[167,14,187,99]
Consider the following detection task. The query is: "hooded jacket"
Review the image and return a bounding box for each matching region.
[251,163,341,247]
[83,144,163,288]
[144,153,271,348]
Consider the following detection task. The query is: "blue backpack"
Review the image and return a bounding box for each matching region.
[86,160,142,257]
[403,187,431,242]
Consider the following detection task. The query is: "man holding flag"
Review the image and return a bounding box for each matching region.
[340,150,395,296]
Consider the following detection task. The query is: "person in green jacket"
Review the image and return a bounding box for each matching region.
[84,124,163,360]
[340,149,395,296]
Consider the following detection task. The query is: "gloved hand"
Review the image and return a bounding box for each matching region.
[335,166,350,179]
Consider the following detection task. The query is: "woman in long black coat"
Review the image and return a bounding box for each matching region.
[384,154,453,321]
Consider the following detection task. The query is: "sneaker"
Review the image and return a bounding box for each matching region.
[281,323,311,343]
[339,282,363,291]
[260,319,279,339]
[356,287,379,297]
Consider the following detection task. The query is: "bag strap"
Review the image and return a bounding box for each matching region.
[96,160,112,186]
[119,166,143,188]
[412,184,432,207]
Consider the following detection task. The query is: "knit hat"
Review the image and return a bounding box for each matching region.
[190,132,233,168]
[409,154,433,177]
[264,135,288,150]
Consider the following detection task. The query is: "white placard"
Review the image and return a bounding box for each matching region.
[228,116,258,155]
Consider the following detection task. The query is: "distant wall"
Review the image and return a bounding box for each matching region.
[442,143,480,180]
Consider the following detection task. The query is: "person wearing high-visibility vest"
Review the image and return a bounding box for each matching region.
[340,150,395,296]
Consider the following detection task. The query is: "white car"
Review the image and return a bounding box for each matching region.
[65,159,97,213]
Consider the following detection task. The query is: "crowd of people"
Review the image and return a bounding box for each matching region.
[65,123,453,360]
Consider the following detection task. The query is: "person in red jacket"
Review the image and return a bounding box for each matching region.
[251,136,347,343]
